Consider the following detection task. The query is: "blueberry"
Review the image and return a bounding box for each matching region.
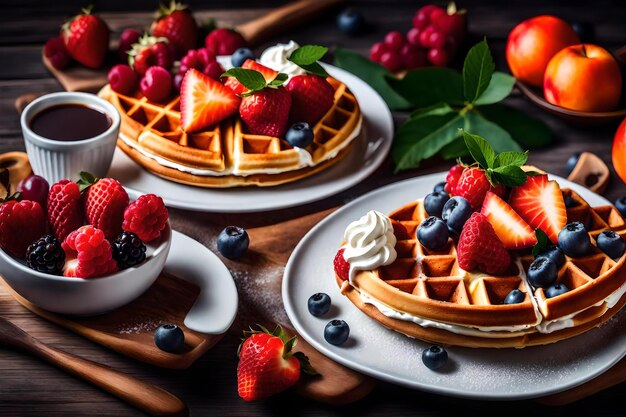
[433,181,446,193]
[615,197,626,218]
[503,289,525,304]
[596,230,626,259]
[441,196,472,235]
[424,191,450,218]
[337,8,364,35]
[558,222,591,258]
[566,153,581,175]
[231,47,254,67]
[535,246,565,269]
[571,21,595,43]
[563,193,577,209]
[154,324,185,353]
[417,216,450,251]
[217,226,249,259]
[545,283,569,299]
[324,320,350,346]
[308,293,331,317]
[285,122,314,148]
[422,345,448,370]
[527,257,558,288]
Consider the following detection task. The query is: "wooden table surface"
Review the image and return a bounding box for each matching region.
[1,1,626,415]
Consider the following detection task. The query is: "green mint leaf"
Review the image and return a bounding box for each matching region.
[221,68,267,91]
[288,45,328,66]
[410,103,453,120]
[267,73,288,87]
[392,113,464,171]
[490,165,527,186]
[297,61,328,77]
[473,72,516,106]
[439,138,470,160]
[385,67,464,107]
[460,129,495,169]
[494,151,528,168]
[463,112,522,153]
[333,48,410,110]
[463,38,495,103]
[532,229,550,258]
[526,170,543,177]
[478,103,553,149]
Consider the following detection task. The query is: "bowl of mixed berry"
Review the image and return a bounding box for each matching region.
[0,172,171,315]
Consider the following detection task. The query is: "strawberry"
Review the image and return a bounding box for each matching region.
[79,173,129,240]
[237,325,315,402]
[62,225,118,278]
[444,164,465,194]
[150,1,198,57]
[454,167,505,210]
[240,86,292,137]
[285,74,335,126]
[180,68,241,132]
[457,212,511,275]
[333,247,350,281]
[47,179,84,241]
[204,27,247,55]
[224,59,278,95]
[128,35,174,76]
[0,200,46,258]
[44,36,71,70]
[508,174,567,244]
[61,6,110,69]
[480,191,537,249]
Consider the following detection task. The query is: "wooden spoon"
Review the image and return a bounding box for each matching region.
[0,317,188,417]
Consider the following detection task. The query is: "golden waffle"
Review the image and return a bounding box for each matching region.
[337,189,626,348]
[99,77,362,187]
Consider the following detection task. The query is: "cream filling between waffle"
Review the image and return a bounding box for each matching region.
[118,117,362,176]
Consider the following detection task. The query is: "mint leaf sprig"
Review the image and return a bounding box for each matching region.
[288,45,329,77]
[220,68,287,96]
[532,229,552,258]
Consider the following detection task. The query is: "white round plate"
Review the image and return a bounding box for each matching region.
[283,173,626,400]
[107,63,393,213]
[168,230,237,334]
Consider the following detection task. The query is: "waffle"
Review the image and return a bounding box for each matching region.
[99,77,362,187]
[337,189,626,348]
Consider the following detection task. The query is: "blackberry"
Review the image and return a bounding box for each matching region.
[112,232,146,269]
[26,235,65,275]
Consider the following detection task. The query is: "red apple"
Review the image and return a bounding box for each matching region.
[612,117,626,184]
[544,44,622,112]
[506,15,580,87]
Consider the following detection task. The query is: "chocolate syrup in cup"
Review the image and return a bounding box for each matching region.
[29,103,112,142]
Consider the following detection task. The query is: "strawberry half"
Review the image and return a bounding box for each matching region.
[481,191,537,249]
[180,68,241,133]
[508,174,567,244]
[224,59,278,95]
[457,212,511,275]
[47,179,85,241]
[237,325,316,402]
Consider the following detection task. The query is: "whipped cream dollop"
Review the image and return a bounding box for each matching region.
[259,40,306,79]
[343,210,397,282]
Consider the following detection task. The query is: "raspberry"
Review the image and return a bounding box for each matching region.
[457,212,511,275]
[380,51,402,72]
[26,235,65,275]
[400,44,427,69]
[122,194,169,242]
[108,64,139,95]
[43,36,70,70]
[369,41,387,62]
[333,248,350,281]
[454,167,503,210]
[428,31,447,50]
[117,29,141,61]
[140,66,172,102]
[82,175,129,239]
[62,225,118,278]
[384,31,406,51]
[427,48,450,67]
[444,164,465,195]
[203,61,224,81]
[204,28,247,55]
[47,179,84,241]
[0,200,46,258]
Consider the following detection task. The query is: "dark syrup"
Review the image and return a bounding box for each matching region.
[30,103,111,141]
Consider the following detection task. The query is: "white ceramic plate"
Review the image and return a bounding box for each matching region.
[107,63,394,213]
[168,230,238,334]
[283,173,626,400]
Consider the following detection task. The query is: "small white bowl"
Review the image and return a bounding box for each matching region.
[0,223,171,316]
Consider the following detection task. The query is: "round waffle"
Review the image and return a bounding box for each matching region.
[337,188,626,348]
[99,77,362,187]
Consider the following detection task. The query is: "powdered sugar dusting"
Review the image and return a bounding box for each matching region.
[231,266,289,325]
[116,316,165,335]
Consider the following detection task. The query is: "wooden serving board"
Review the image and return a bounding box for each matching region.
[0,272,223,370]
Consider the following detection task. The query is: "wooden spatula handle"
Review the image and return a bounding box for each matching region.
[236,0,347,46]
[28,339,188,417]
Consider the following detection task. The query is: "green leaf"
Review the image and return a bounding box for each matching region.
[385,67,464,107]
[392,113,465,171]
[460,129,495,169]
[478,104,552,149]
[490,165,527,187]
[267,73,288,87]
[410,103,454,120]
[289,45,328,65]
[439,138,470,160]
[473,72,516,106]
[532,229,551,258]
[463,39,495,103]
[221,68,267,91]
[293,351,319,376]
[494,151,528,168]
[297,61,328,77]
[463,112,522,153]
[332,48,410,110]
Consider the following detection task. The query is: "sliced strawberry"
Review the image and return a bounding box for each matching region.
[224,59,279,95]
[481,191,537,249]
[180,68,241,132]
[508,174,567,244]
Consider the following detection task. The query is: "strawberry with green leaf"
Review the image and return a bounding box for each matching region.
[62,6,110,69]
